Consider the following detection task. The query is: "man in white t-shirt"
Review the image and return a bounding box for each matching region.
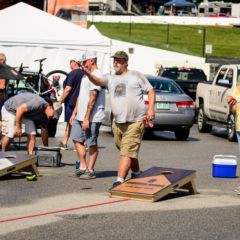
[79,50,155,188]
[70,50,105,179]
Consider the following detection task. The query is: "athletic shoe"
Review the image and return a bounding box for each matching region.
[75,168,86,177]
[112,181,122,188]
[131,171,143,178]
[58,142,68,150]
[79,170,96,180]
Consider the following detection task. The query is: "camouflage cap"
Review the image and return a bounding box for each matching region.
[111,51,129,61]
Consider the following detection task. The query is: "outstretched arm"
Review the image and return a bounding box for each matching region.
[59,86,72,103]
[80,65,105,87]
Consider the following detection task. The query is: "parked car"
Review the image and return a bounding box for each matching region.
[158,67,207,101]
[103,76,195,140]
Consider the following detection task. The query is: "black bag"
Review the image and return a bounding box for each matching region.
[35,146,62,167]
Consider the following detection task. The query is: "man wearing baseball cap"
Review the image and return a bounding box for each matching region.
[80,50,155,187]
[57,54,84,149]
[70,50,105,179]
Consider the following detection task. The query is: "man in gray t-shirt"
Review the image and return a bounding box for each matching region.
[80,50,156,188]
[1,93,55,154]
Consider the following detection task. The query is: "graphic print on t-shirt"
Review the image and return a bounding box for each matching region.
[114,81,126,98]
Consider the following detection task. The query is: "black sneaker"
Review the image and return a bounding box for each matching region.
[131,171,143,178]
[75,168,86,177]
[80,170,96,180]
[112,181,122,188]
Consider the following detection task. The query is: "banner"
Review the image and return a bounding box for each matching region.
[48,0,88,28]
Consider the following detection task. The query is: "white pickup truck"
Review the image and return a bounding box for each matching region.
[195,64,240,141]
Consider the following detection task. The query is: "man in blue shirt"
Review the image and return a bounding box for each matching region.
[58,55,83,149]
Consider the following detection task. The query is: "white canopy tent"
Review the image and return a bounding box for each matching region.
[0,2,111,74]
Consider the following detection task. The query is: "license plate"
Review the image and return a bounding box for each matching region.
[156,102,170,110]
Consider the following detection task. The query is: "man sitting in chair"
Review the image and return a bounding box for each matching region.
[1,93,57,154]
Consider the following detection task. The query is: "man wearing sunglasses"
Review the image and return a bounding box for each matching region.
[80,50,155,187]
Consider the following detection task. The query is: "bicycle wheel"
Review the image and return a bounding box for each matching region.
[46,70,67,93]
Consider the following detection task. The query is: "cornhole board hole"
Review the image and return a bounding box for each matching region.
[0,152,39,178]
[109,167,197,202]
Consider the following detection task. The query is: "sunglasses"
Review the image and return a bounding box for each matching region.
[113,58,125,63]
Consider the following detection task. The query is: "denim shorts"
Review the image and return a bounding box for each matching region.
[70,119,102,147]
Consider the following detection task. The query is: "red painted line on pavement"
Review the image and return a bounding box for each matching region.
[0,199,129,223]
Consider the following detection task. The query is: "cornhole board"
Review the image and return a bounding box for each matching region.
[0,152,39,177]
[109,166,197,202]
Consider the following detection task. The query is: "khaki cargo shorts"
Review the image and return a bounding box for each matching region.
[112,121,145,159]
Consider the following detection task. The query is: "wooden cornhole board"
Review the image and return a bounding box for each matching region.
[109,167,197,202]
[0,152,39,178]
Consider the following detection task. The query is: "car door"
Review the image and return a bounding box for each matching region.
[209,67,233,121]
[208,67,228,119]
[215,67,234,121]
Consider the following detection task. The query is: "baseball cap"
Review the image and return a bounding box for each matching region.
[78,50,97,64]
[68,53,80,62]
[111,51,129,61]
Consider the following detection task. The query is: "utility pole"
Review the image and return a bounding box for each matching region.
[202,28,206,58]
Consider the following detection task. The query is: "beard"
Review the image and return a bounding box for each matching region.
[114,66,122,75]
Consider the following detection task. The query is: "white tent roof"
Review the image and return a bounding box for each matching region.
[0,2,110,49]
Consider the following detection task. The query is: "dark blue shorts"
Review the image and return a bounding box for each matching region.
[64,104,74,123]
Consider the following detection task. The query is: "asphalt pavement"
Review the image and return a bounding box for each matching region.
[1,123,240,240]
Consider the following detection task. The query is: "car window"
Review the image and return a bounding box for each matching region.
[225,68,233,86]
[149,79,182,94]
[161,68,207,81]
[216,68,227,84]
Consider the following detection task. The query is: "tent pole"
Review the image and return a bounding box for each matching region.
[43,0,48,12]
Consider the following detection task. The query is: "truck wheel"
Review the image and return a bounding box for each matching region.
[174,127,190,141]
[227,113,237,142]
[47,118,58,137]
[197,105,212,133]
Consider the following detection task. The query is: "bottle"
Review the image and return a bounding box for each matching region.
[75,160,80,169]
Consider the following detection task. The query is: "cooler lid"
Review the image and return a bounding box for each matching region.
[213,155,237,165]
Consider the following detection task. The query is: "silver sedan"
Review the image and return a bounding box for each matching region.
[103,76,195,140]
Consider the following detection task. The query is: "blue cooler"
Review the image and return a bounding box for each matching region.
[212,155,237,178]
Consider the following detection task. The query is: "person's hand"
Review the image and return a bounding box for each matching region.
[227,96,237,107]
[144,110,155,128]
[69,115,75,126]
[15,126,22,136]
[79,64,90,75]
[82,119,89,131]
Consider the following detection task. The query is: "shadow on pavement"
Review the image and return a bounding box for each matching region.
[96,170,117,178]
[143,131,200,142]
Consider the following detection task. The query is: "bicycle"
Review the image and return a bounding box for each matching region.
[8,58,68,137]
